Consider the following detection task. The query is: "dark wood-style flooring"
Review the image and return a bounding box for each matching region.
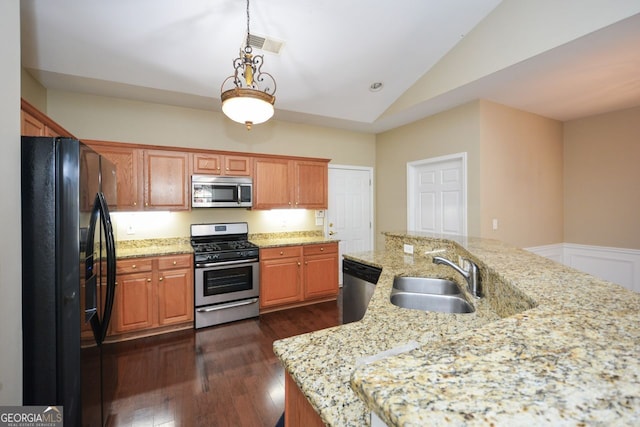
[106,299,342,427]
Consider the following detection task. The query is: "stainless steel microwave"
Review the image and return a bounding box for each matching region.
[191,175,253,208]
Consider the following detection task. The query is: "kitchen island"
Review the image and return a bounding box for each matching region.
[273,231,640,426]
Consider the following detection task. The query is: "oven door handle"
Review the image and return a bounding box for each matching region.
[195,258,259,268]
[197,298,259,313]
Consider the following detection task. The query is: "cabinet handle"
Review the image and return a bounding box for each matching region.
[132,264,136,269]
[159,277,164,281]
[133,202,137,206]
[320,247,324,251]
[297,262,301,266]
[173,261,177,265]
[226,167,229,171]
[304,261,308,265]
[114,281,118,286]
[280,251,284,255]
[147,278,152,282]
[145,202,149,207]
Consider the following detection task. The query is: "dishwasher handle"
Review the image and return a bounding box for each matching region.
[342,259,382,284]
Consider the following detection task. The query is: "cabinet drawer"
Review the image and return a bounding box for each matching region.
[260,246,302,260]
[303,243,338,256]
[158,254,193,270]
[117,258,153,274]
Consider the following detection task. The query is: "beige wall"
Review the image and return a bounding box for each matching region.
[1,1,23,405]
[21,68,47,112]
[479,100,564,247]
[375,100,564,249]
[564,105,640,249]
[43,90,376,239]
[375,101,482,247]
[46,90,375,163]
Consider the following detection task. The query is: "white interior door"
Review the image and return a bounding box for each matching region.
[327,165,374,284]
[407,153,467,235]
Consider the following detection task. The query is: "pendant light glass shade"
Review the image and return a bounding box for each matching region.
[221,88,275,130]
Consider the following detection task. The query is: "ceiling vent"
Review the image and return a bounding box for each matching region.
[246,33,284,55]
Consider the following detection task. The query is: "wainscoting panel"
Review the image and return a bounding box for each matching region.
[526,243,640,293]
[524,244,564,263]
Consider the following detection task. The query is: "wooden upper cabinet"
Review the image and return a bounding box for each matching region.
[294,160,328,209]
[21,110,46,136]
[253,157,329,210]
[192,153,222,174]
[192,153,252,176]
[253,157,293,209]
[144,150,190,210]
[87,142,142,211]
[20,98,73,138]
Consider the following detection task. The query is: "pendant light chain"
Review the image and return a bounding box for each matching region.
[245,0,251,51]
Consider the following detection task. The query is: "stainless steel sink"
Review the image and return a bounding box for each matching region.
[392,276,460,295]
[390,292,475,314]
[390,275,474,313]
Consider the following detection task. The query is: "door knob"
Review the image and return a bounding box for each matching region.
[329,231,336,236]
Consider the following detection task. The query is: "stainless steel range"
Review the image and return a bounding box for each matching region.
[191,222,259,329]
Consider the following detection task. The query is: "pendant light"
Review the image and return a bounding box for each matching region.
[220,0,277,130]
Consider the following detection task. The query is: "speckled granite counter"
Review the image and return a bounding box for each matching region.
[273,231,640,426]
[116,238,193,259]
[249,230,336,248]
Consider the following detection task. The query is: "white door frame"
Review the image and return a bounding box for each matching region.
[407,152,467,235]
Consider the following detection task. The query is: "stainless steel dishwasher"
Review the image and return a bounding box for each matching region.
[342,259,382,324]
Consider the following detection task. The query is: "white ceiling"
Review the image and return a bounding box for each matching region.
[20,1,640,133]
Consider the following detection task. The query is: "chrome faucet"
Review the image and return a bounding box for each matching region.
[432,256,481,298]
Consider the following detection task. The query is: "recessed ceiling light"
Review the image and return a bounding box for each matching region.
[369,82,383,92]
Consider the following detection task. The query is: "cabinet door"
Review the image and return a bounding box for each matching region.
[112,272,154,333]
[21,110,45,136]
[294,160,328,209]
[144,150,190,210]
[253,158,292,209]
[157,267,193,325]
[224,155,253,176]
[303,245,338,299]
[91,144,142,210]
[192,153,222,175]
[260,257,302,308]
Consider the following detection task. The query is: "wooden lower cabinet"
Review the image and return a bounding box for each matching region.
[157,266,193,326]
[113,271,154,332]
[303,243,339,299]
[110,254,193,338]
[285,372,325,427]
[260,243,338,312]
[260,246,303,309]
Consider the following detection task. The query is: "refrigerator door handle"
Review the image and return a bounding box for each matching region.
[96,192,116,344]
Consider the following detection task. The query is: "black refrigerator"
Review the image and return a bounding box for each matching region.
[21,136,118,426]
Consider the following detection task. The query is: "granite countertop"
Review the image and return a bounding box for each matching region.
[114,231,335,259]
[116,238,193,259]
[249,231,336,248]
[273,232,640,426]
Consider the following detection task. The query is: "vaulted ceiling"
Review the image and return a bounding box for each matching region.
[20,1,640,133]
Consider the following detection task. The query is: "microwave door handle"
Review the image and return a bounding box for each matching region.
[237,184,241,205]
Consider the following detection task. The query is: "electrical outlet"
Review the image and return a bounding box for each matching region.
[492,218,499,230]
[403,244,414,254]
